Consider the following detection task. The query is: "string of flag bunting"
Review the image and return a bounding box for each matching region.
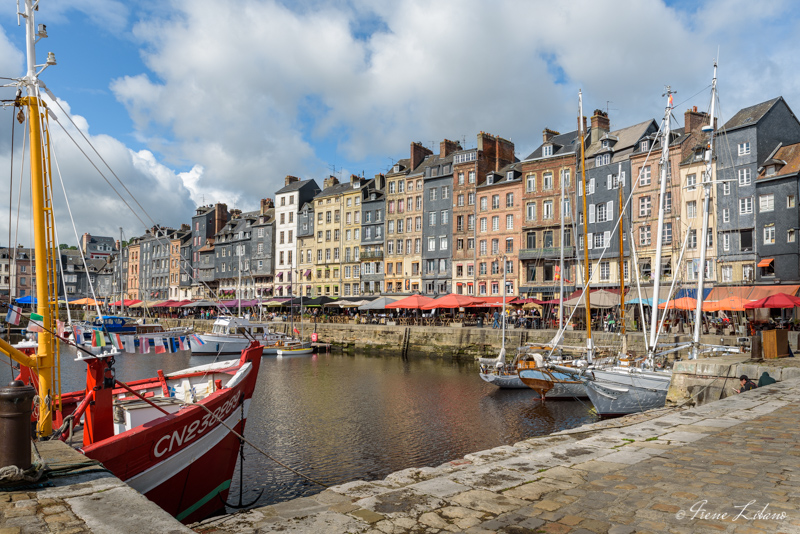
[70,325,206,354]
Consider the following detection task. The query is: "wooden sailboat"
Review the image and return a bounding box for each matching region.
[0,2,263,523]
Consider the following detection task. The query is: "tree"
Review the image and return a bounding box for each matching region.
[58,244,78,250]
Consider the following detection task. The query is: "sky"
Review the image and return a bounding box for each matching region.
[0,0,798,246]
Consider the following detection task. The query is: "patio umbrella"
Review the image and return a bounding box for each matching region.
[702,296,752,312]
[151,300,177,308]
[657,297,697,310]
[522,302,543,310]
[110,299,141,307]
[181,299,217,307]
[386,294,435,309]
[69,297,100,306]
[420,294,484,310]
[14,296,36,304]
[358,296,398,310]
[743,293,800,309]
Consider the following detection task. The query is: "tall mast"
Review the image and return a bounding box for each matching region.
[23,0,56,436]
[617,164,626,336]
[578,90,593,361]
[691,62,718,359]
[558,167,565,333]
[500,254,506,357]
[119,227,124,315]
[648,87,675,360]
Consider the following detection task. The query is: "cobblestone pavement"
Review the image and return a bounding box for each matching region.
[192,378,800,534]
[0,441,191,534]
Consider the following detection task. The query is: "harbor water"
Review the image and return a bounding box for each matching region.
[0,345,597,511]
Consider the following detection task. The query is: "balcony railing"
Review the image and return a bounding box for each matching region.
[519,246,573,260]
[360,250,384,260]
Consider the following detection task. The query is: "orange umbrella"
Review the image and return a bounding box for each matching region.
[386,294,435,309]
[658,297,697,310]
[69,297,100,306]
[703,296,752,312]
[420,294,484,309]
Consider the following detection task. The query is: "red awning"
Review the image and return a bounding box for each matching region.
[757,258,774,268]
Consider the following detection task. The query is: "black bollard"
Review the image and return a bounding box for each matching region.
[0,380,37,471]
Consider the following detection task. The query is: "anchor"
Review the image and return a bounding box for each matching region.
[219,396,264,509]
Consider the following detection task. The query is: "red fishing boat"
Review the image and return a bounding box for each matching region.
[0,1,264,524]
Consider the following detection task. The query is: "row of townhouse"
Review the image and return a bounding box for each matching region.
[107,95,800,302]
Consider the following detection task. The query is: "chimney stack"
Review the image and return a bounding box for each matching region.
[323,175,339,189]
[439,139,461,158]
[684,107,709,135]
[284,175,300,186]
[410,142,433,170]
[214,203,229,234]
[543,128,559,143]
[590,110,610,145]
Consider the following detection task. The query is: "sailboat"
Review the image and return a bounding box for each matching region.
[0,2,263,523]
[276,273,312,355]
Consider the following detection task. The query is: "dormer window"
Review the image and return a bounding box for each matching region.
[602,140,610,149]
[640,140,649,152]
[393,164,400,173]
[766,165,776,176]
[543,145,553,157]
[506,171,514,181]
[487,174,494,185]
[371,193,376,200]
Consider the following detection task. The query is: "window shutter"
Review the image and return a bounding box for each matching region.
[621,171,626,187]
[604,231,611,248]
[588,233,594,249]
[590,178,595,194]
[588,204,595,224]
[607,175,612,190]
[607,200,613,220]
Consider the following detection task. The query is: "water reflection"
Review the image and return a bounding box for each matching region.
[0,347,597,511]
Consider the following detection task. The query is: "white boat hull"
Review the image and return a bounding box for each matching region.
[479,372,528,389]
[189,335,265,355]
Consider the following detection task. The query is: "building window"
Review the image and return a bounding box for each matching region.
[543,172,553,190]
[788,195,796,208]
[457,194,464,207]
[480,218,487,232]
[686,173,696,191]
[506,238,514,253]
[526,174,536,192]
[722,265,732,282]
[639,196,651,217]
[723,182,730,195]
[789,229,796,243]
[468,192,475,206]
[739,197,753,215]
[723,233,730,251]
[480,240,487,255]
[543,200,554,219]
[688,229,697,249]
[639,225,651,246]
[722,208,730,223]
[687,200,697,219]
[738,142,751,156]
[429,212,437,227]
[759,194,774,212]
[600,261,610,281]
[428,237,435,251]
[506,192,514,207]
[440,237,447,250]
[763,225,775,244]
[526,202,536,221]
[738,168,751,186]
[662,223,673,245]
[458,172,465,185]
[506,214,514,230]
[640,165,651,186]
[543,145,553,157]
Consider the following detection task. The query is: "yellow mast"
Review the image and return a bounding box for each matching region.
[0,0,62,437]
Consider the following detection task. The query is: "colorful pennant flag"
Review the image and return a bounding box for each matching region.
[191,334,205,346]
[112,333,123,350]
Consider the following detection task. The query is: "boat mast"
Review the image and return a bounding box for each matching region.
[691,61,718,360]
[558,166,565,333]
[119,226,124,315]
[648,87,675,361]
[238,244,242,316]
[500,254,506,358]
[617,164,626,338]
[578,90,593,361]
[23,0,56,436]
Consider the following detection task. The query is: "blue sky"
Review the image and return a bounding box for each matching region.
[1,0,799,243]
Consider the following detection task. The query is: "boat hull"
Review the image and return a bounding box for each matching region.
[583,368,671,416]
[79,344,263,523]
[518,368,588,399]
[479,372,528,389]
[189,334,265,355]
